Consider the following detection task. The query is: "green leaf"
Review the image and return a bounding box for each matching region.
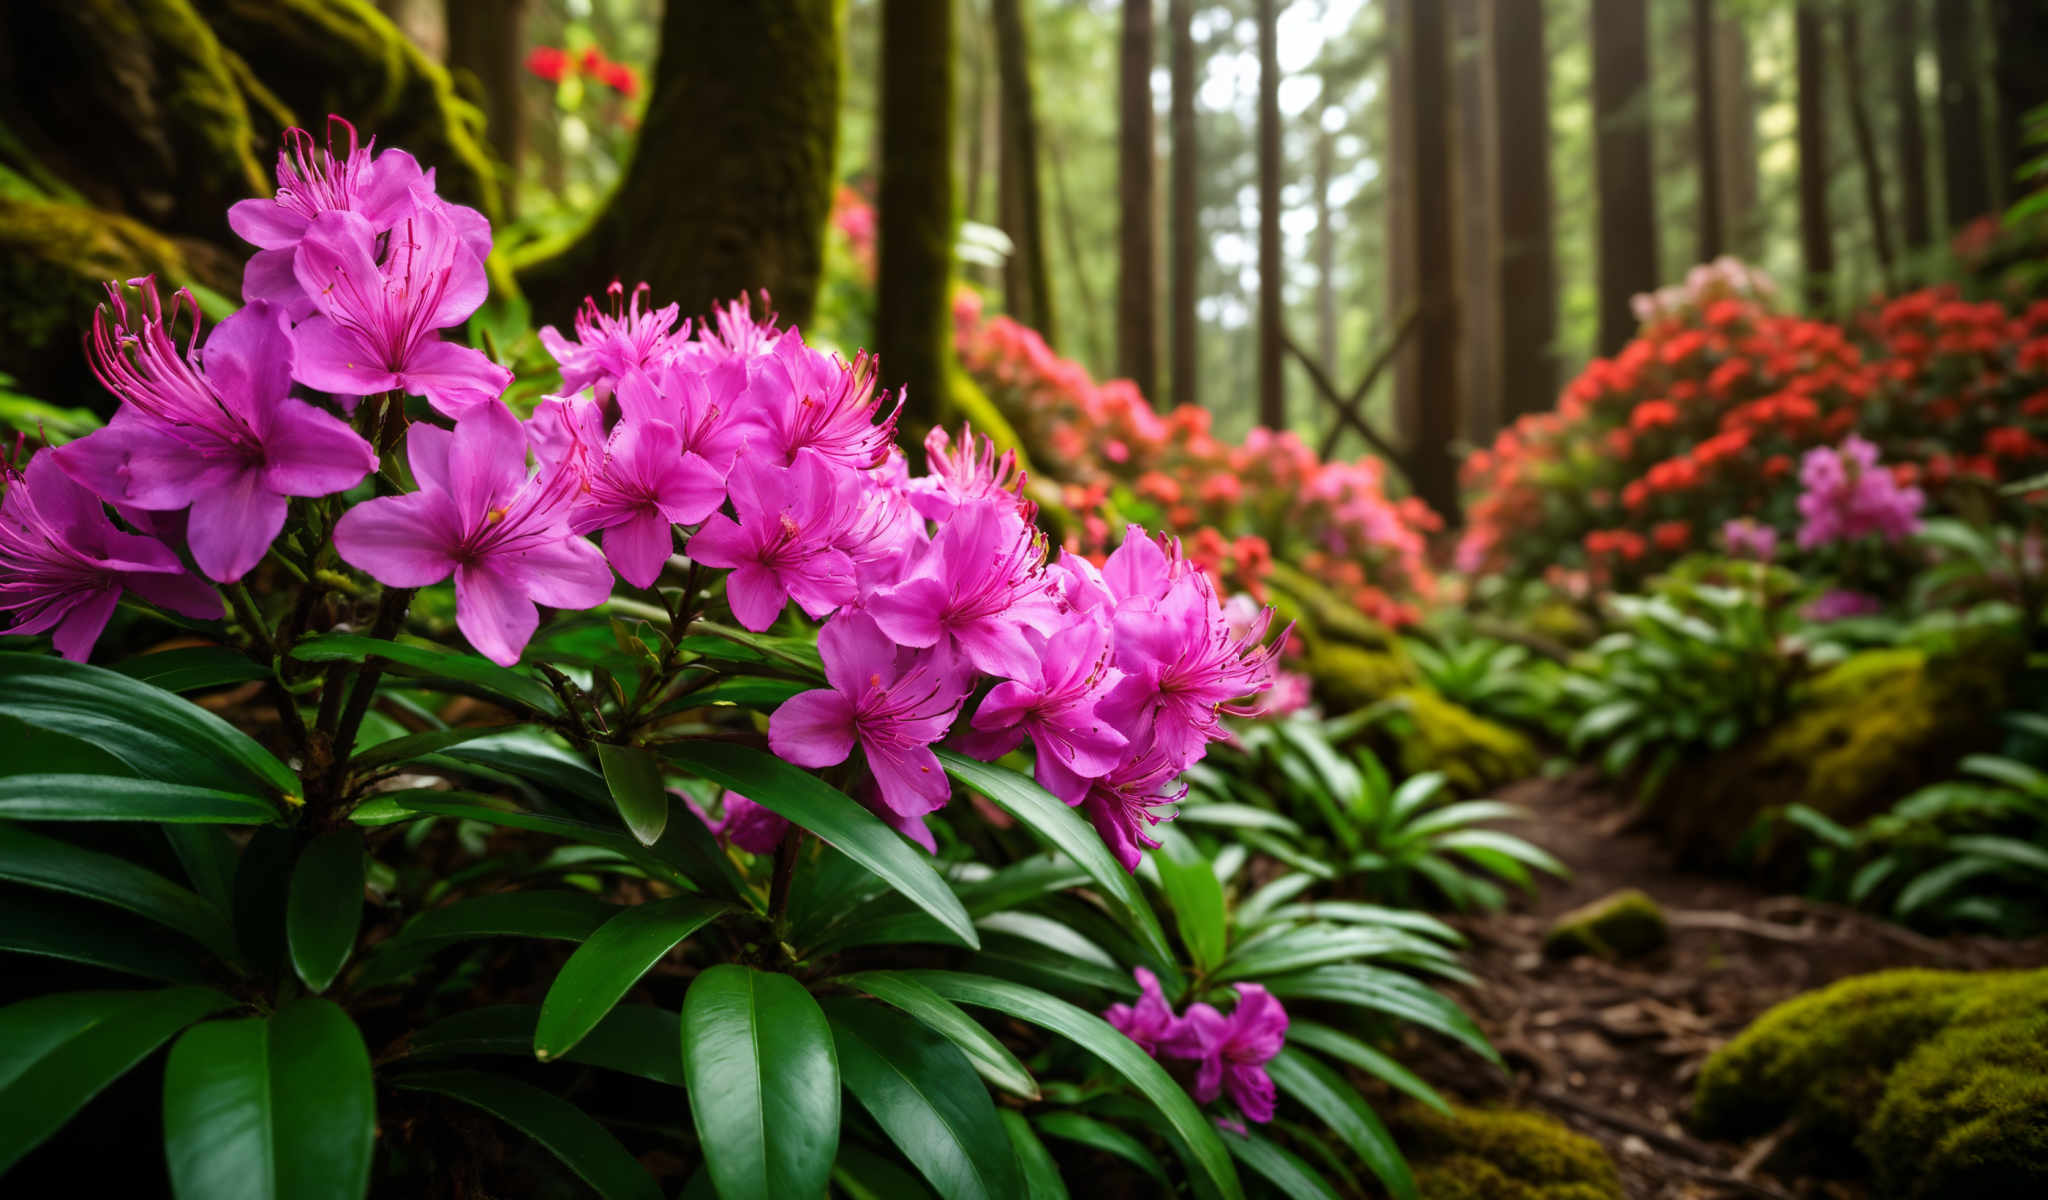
[937,749,1171,966]
[873,970,1242,1200]
[287,829,365,993]
[825,998,1024,1200]
[535,896,728,1061]
[113,647,271,693]
[408,1004,684,1087]
[1153,828,1227,972]
[291,634,562,716]
[663,741,977,948]
[999,1111,1069,1198]
[0,653,297,797]
[0,773,279,824]
[1895,856,2008,917]
[0,892,213,981]
[681,964,840,1200]
[1265,966,1499,1066]
[1944,834,2048,877]
[1220,1129,1342,1200]
[1284,1021,1448,1115]
[0,986,231,1172]
[375,891,619,958]
[163,998,375,1200]
[1174,803,1305,836]
[0,824,238,962]
[838,970,1039,1100]
[346,726,501,772]
[1214,925,1417,983]
[596,743,670,846]
[1267,1048,1415,1200]
[664,676,811,711]
[394,1070,662,1200]
[1031,1112,1168,1187]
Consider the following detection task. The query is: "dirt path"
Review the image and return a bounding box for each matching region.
[1400,768,2043,1200]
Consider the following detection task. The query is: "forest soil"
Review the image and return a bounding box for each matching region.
[1401,767,2045,1200]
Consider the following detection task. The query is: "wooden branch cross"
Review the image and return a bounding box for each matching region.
[1279,305,1422,468]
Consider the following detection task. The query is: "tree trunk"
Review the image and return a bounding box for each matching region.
[1118,0,1158,404]
[1453,0,1498,442]
[1840,7,1896,291]
[878,0,954,436]
[1890,0,1933,255]
[1168,0,1199,412]
[1712,13,1758,257]
[1492,0,1557,423]
[1314,125,1338,372]
[964,12,988,229]
[1387,0,1419,444]
[1256,0,1284,431]
[993,0,1055,343]
[517,1,840,330]
[1402,0,1459,522]
[445,0,528,220]
[1795,2,1834,310]
[1935,0,1993,231]
[1990,0,2048,207]
[1691,0,1723,263]
[1591,0,1656,355]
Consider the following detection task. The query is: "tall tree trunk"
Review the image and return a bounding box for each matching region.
[1591,0,1656,355]
[1890,0,1933,255]
[1402,0,1459,522]
[963,11,989,229]
[518,1,841,330]
[1168,0,1199,412]
[1118,0,1158,404]
[1387,0,1419,444]
[1691,0,1723,262]
[1493,0,1559,423]
[1936,0,1993,231]
[879,0,955,436]
[1453,0,1498,442]
[1990,0,2048,207]
[1795,2,1834,310]
[1840,7,1897,291]
[994,0,1055,342]
[1712,13,1758,257]
[446,0,529,221]
[1255,0,1283,430]
[1046,133,1109,369]
[1314,124,1338,372]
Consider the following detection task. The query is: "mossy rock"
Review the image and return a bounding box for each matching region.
[1388,1104,1622,1200]
[1305,643,1418,711]
[1543,888,1668,961]
[1378,686,1541,795]
[1655,644,2012,866]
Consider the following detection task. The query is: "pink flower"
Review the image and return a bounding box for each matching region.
[289,208,510,417]
[1078,750,1186,871]
[619,360,754,476]
[1795,435,1923,550]
[743,341,899,470]
[539,401,726,589]
[1162,985,1289,1124]
[333,403,613,665]
[867,501,1062,682]
[689,791,789,855]
[0,455,220,660]
[53,284,376,582]
[1722,518,1779,562]
[686,451,859,631]
[1803,588,1883,622]
[768,613,967,850]
[958,617,1127,804]
[539,282,688,400]
[1104,968,1181,1055]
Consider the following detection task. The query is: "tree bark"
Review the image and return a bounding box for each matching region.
[1255,0,1283,430]
[1990,0,2048,208]
[1890,0,1933,255]
[1402,0,1459,522]
[445,0,529,220]
[1492,0,1558,423]
[517,1,840,330]
[1387,0,1419,444]
[1840,7,1896,291]
[1168,0,1199,412]
[1591,0,1656,355]
[1795,2,1834,310]
[1314,124,1338,373]
[1691,0,1723,263]
[1453,0,1498,442]
[1712,13,1758,257]
[878,0,954,435]
[993,0,1055,343]
[1935,0,1993,231]
[1118,0,1158,404]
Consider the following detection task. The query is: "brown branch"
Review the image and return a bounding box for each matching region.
[1839,9,1897,291]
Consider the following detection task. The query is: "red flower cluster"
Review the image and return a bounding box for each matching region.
[526,44,642,98]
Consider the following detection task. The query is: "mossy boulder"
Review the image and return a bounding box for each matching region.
[1543,888,1668,960]
[1388,1104,1622,1200]
[1305,643,1418,711]
[1693,967,2048,1196]
[1378,686,1541,795]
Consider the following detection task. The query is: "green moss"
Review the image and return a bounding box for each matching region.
[1390,1104,1622,1200]
[0,195,191,359]
[1305,644,1416,711]
[1382,686,1541,795]
[1543,888,1668,960]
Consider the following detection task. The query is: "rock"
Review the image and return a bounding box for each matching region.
[1379,686,1543,795]
[1389,1103,1623,1200]
[1543,889,1668,961]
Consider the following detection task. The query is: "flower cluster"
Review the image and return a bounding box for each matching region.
[526,43,643,98]
[1104,968,1288,1127]
[1794,435,1923,550]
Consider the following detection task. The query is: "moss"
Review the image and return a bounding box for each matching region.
[1543,888,1668,960]
[1389,1104,1622,1200]
[1382,686,1541,795]
[0,195,193,386]
[1305,643,1416,711]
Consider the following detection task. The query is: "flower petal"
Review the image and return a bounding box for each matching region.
[259,399,377,497]
[185,471,286,583]
[289,315,400,398]
[400,338,513,418]
[509,535,614,611]
[454,560,540,667]
[603,511,672,589]
[334,492,462,587]
[768,689,857,768]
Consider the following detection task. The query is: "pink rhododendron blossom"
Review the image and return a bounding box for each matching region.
[540,400,725,589]
[0,455,220,660]
[53,283,375,582]
[958,618,1127,804]
[686,450,860,630]
[744,341,899,470]
[688,791,789,855]
[1103,968,1181,1055]
[1077,750,1187,871]
[539,281,688,400]
[334,403,612,665]
[1803,588,1883,622]
[868,501,1062,681]
[1795,435,1924,550]
[1162,985,1289,1124]
[1721,517,1779,562]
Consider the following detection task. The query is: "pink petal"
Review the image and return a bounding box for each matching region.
[124,570,224,621]
[400,338,512,418]
[509,535,614,611]
[200,301,296,423]
[242,248,313,320]
[818,612,901,695]
[406,423,455,495]
[768,689,857,768]
[953,617,1042,682]
[683,512,750,569]
[186,472,287,583]
[725,561,789,631]
[51,588,121,662]
[455,560,539,666]
[292,210,384,322]
[867,577,948,648]
[259,399,377,497]
[290,315,400,398]
[227,197,308,250]
[865,745,952,820]
[334,492,462,587]
[603,511,672,589]
[361,149,428,227]
[446,402,528,516]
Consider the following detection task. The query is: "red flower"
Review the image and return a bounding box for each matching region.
[526,45,572,84]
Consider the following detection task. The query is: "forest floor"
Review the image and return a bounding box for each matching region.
[1400,767,2045,1200]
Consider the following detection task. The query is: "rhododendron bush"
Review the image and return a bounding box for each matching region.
[1458,260,2048,590]
[0,121,1476,1200]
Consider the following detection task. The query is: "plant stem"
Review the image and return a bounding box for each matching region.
[318,586,415,812]
[225,582,275,658]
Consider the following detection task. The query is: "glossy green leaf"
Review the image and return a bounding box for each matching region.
[1267,1048,1414,1200]
[837,969,1039,1099]
[1031,1112,1168,1187]
[681,964,840,1200]
[286,829,365,993]
[663,676,810,711]
[825,998,1023,1200]
[394,1070,661,1200]
[375,891,618,958]
[937,750,1172,966]
[535,896,727,1060]
[291,634,561,715]
[1264,966,1499,1066]
[663,741,976,948]
[113,647,270,693]
[998,1110,1069,1200]
[163,998,374,1200]
[0,773,279,824]
[408,1004,684,1086]
[1284,1021,1448,1115]
[871,970,1242,1200]
[346,726,501,772]
[0,824,237,962]
[1219,1129,1341,1200]
[596,743,669,846]
[1153,828,1227,972]
[0,892,212,981]
[0,986,231,1172]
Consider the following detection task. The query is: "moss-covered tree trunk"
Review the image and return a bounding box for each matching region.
[518,1,842,329]
[1118,0,1158,407]
[446,0,530,220]
[877,0,955,438]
